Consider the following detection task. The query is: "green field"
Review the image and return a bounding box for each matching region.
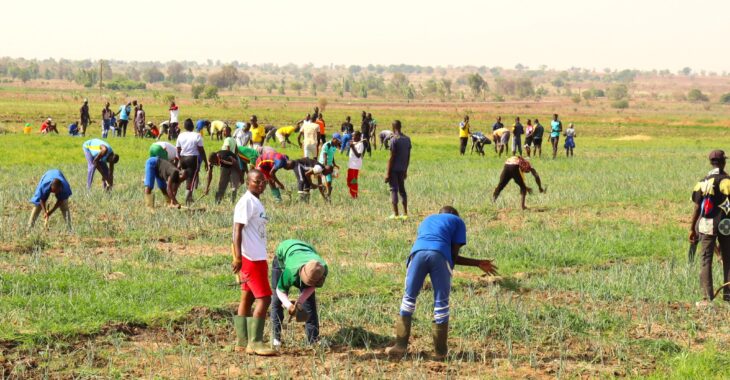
[2,90,730,379]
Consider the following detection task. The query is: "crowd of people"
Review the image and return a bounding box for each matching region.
[459,113,577,159]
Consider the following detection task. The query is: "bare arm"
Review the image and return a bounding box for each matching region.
[232,223,244,273]
[530,168,544,192]
[198,146,208,171]
[689,203,701,243]
[452,244,498,275]
[385,149,395,182]
[204,166,214,195]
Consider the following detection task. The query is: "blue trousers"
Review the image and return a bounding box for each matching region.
[340,133,352,153]
[270,257,319,343]
[144,157,167,191]
[400,250,452,324]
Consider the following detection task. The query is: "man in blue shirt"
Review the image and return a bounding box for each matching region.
[28,169,73,231]
[117,102,131,137]
[385,206,498,360]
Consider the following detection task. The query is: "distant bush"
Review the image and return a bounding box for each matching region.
[572,94,582,104]
[191,84,205,99]
[720,93,730,104]
[607,84,629,100]
[687,89,709,102]
[581,90,594,101]
[203,86,218,99]
[611,99,629,109]
[105,79,146,91]
[592,88,605,97]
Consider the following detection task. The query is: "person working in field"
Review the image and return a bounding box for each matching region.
[379,129,394,150]
[249,115,266,149]
[234,121,252,147]
[459,115,470,156]
[550,113,562,159]
[79,99,90,136]
[211,120,227,140]
[492,116,504,153]
[564,123,576,157]
[28,169,73,231]
[347,131,365,199]
[264,125,278,144]
[385,121,411,220]
[82,138,119,190]
[204,149,243,204]
[231,169,278,356]
[196,119,211,136]
[492,156,545,210]
[532,119,545,157]
[287,158,332,203]
[149,141,179,165]
[318,133,341,201]
[157,120,170,141]
[689,150,730,306]
[274,124,299,149]
[368,113,378,150]
[492,127,511,158]
[255,149,289,203]
[298,115,320,159]
[68,121,80,136]
[143,156,186,209]
[385,206,498,360]
[40,118,58,134]
[340,116,354,154]
[176,118,209,205]
[269,239,328,348]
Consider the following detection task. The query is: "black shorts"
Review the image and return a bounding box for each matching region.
[180,155,201,190]
[524,136,534,146]
[532,138,542,147]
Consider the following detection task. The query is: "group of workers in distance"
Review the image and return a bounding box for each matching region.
[459,113,577,159]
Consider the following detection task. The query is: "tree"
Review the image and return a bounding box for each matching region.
[391,73,408,88]
[467,73,486,97]
[142,67,165,83]
[719,93,730,104]
[167,62,186,84]
[191,84,205,99]
[100,60,113,80]
[680,67,692,76]
[313,72,328,90]
[208,64,239,89]
[687,89,709,102]
[349,65,362,75]
[607,84,629,100]
[441,78,452,95]
[515,78,534,99]
[239,72,251,86]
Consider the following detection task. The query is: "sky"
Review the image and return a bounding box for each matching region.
[4,0,729,72]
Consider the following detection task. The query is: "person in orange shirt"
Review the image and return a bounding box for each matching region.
[316,113,326,145]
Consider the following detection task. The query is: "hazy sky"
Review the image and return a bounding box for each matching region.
[4,0,729,72]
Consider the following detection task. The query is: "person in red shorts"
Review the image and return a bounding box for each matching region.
[255,149,289,203]
[231,169,278,356]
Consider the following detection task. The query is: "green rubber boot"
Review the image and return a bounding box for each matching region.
[271,187,282,203]
[245,317,278,356]
[432,322,449,361]
[385,315,412,358]
[233,316,248,352]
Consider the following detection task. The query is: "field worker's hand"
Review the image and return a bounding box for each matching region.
[287,302,298,316]
[477,260,498,276]
[232,256,242,274]
[526,187,533,194]
[689,230,698,244]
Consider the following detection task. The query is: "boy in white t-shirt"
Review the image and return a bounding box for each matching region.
[176,118,208,205]
[231,169,277,356]
[347,131,364,198]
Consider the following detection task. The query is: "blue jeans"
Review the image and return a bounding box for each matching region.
[270,257,319,343]
[400,250,452,324]
[340,133,352,153]
[144,157,167,191]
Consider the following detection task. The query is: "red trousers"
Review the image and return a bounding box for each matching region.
[347,168,359,198]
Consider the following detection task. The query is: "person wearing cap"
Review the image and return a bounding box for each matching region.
[255,149,289,203]
[689,150,730,306]
[143,156,187,209]
[82,139,119,190]
[492,156,544,210]
[40,118,58,134]
[23,123,32,134]
[385,206,497,360]
[149,141,179,165]
[318,134,341,200]
[80,99,90,136]
[28,169,73,231]
[204,148,243,204]
[287,158,332,203]
[269,239,328,348]
[231,169,278,356]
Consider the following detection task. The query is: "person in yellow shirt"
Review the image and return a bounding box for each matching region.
[275,124,300,149]
[211,120,227,141]
[249,115,266,148]
[492,127,511,158]
[458,115,470,156]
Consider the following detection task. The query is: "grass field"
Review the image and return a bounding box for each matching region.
[2,88,730,379]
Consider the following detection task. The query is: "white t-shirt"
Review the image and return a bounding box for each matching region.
[233,191,268,261]
[170,108,179,123]
[349,141,364,170]
[154,141,178,160]
[176,131,204,156]
[301,122,319,146]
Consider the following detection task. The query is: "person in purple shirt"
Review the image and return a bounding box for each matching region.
[385,206,497,360]
[28,169,73,231]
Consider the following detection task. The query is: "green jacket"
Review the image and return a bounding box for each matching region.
[275,239,328,292]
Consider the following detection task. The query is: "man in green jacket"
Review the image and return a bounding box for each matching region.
[269,239,328,348]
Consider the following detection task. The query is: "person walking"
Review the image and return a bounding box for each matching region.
[28,169,73,231]
[385,206,497,360]
[550,114,562,159]
[689,150,730,306]
[459,115,470,155]
[79,99,90,136]
[270,239,328,348]
[385,121,411,220]
[231,169,278,356]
